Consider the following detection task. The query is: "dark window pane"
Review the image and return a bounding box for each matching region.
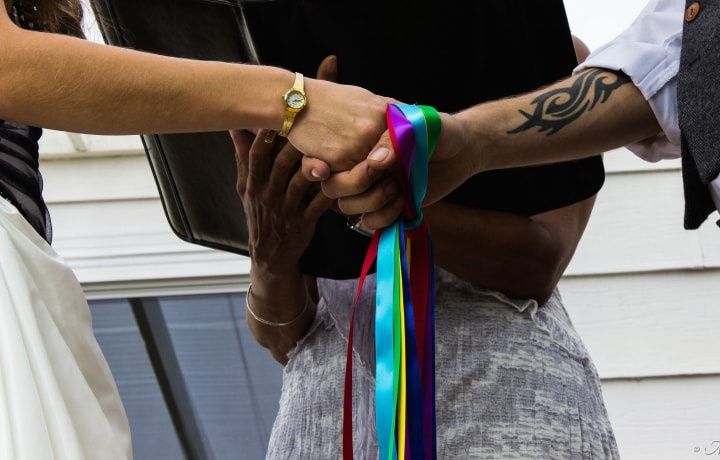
[159,293,283,460]
[90,299,185,460]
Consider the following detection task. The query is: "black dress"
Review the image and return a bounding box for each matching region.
[0,120,51,242]
[245,0,605,279]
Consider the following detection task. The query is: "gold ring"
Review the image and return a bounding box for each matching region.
[264,130,277,144]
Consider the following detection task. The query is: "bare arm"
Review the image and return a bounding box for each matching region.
[320,68,659,220]
[423,36,597,302]
[0,7,386,162]
[456,70,658,170]
[426,196,594,304]
[420,68,658,205]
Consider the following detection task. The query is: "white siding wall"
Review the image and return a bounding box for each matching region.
[562,3,720,457]
[37,1,719,458]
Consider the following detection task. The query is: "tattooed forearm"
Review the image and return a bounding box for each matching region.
[508,69,631,136]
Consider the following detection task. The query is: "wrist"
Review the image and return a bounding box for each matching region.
[242,65,294,130]
[247,280,312,326]
[455,104,502,174]
[250,263,304,302]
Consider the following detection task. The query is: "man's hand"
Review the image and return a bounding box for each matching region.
[317,111,471,229]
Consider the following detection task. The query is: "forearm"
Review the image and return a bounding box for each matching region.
[457,69,661,173]
[0,23,288,134]
[246,266,316,365]
[425,203,564,302]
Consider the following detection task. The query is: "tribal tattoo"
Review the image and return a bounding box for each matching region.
[508,69,631,136]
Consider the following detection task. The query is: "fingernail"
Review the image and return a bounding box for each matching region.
[311,169,322,179]
[369,148,390,162]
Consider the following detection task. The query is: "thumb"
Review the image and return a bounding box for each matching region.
[316,55,338,82]
[302,156,332,182]
[366,130,396,175]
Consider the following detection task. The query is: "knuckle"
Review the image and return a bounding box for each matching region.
[357,117,381,141]
[236,181,246,196]
[245,180,256,196]
[337,198,353,215]
[283,219,299,235]
[287,179,304,199]
[321,180,341,199]
[275,156,296,176]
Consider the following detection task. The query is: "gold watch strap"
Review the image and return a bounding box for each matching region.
[278,72,305,138]
[293,71,304,93]
[279,112,297,137]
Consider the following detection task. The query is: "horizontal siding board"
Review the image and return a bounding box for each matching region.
[600,375,720,460]
[567,169,718,275]
[560,271,720,379]
[44,171,718,279]
[39,131,143,158]
[42,155,158,203]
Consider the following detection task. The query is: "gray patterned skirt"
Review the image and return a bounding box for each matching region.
[266,269,620,459]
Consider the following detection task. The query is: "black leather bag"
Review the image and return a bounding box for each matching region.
[90,0,264,257]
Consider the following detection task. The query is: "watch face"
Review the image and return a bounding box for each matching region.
[286,90,306,110]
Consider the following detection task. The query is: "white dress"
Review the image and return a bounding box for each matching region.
[0,198,132,459]
[267,270,619,459]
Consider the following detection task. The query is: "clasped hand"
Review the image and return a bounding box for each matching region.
[295,79,474,230]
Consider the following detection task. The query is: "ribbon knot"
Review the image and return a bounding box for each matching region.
[343,104,441,460]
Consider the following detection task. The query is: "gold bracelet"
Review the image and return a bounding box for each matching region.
[245,283,311,327]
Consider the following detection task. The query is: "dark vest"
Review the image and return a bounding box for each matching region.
[678,0,720,229]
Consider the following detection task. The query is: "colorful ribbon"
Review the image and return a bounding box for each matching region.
[343,104,441,460]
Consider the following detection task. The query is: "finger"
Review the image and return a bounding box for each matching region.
[337,177,399,216]
[302,156,332,181]
[321,159,380,199]
[285,169,313,211]
[268,143,303,200]
[230,129,253,196]
[360,197,405,230]
[366,131,396,174]
[304,189,335,223]
[316,55,338,82]
[248,129,276,192]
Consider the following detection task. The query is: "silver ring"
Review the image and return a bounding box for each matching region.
[346,215,374,238]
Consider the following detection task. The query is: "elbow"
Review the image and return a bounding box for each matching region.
[522,243,567,305]
[509,235,567,305]
[520,271,560,305]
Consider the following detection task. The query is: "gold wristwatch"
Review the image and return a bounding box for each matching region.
[278,72,308,137]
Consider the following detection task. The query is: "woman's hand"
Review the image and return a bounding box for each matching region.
[289,76,390,173]
[232,55,338,365]
[234,129,332,276]
[233,127,332,364]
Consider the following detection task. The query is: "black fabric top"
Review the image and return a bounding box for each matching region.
[0,120,51,242]
[245,0,605,279]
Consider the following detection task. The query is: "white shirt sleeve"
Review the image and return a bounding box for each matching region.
[575,0,685,162]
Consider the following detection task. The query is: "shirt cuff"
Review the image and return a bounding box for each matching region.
[626,76,681,162]
[576,35,681,102]
[573,0,685,162]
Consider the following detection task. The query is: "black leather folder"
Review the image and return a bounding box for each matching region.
[90,0,604,279]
